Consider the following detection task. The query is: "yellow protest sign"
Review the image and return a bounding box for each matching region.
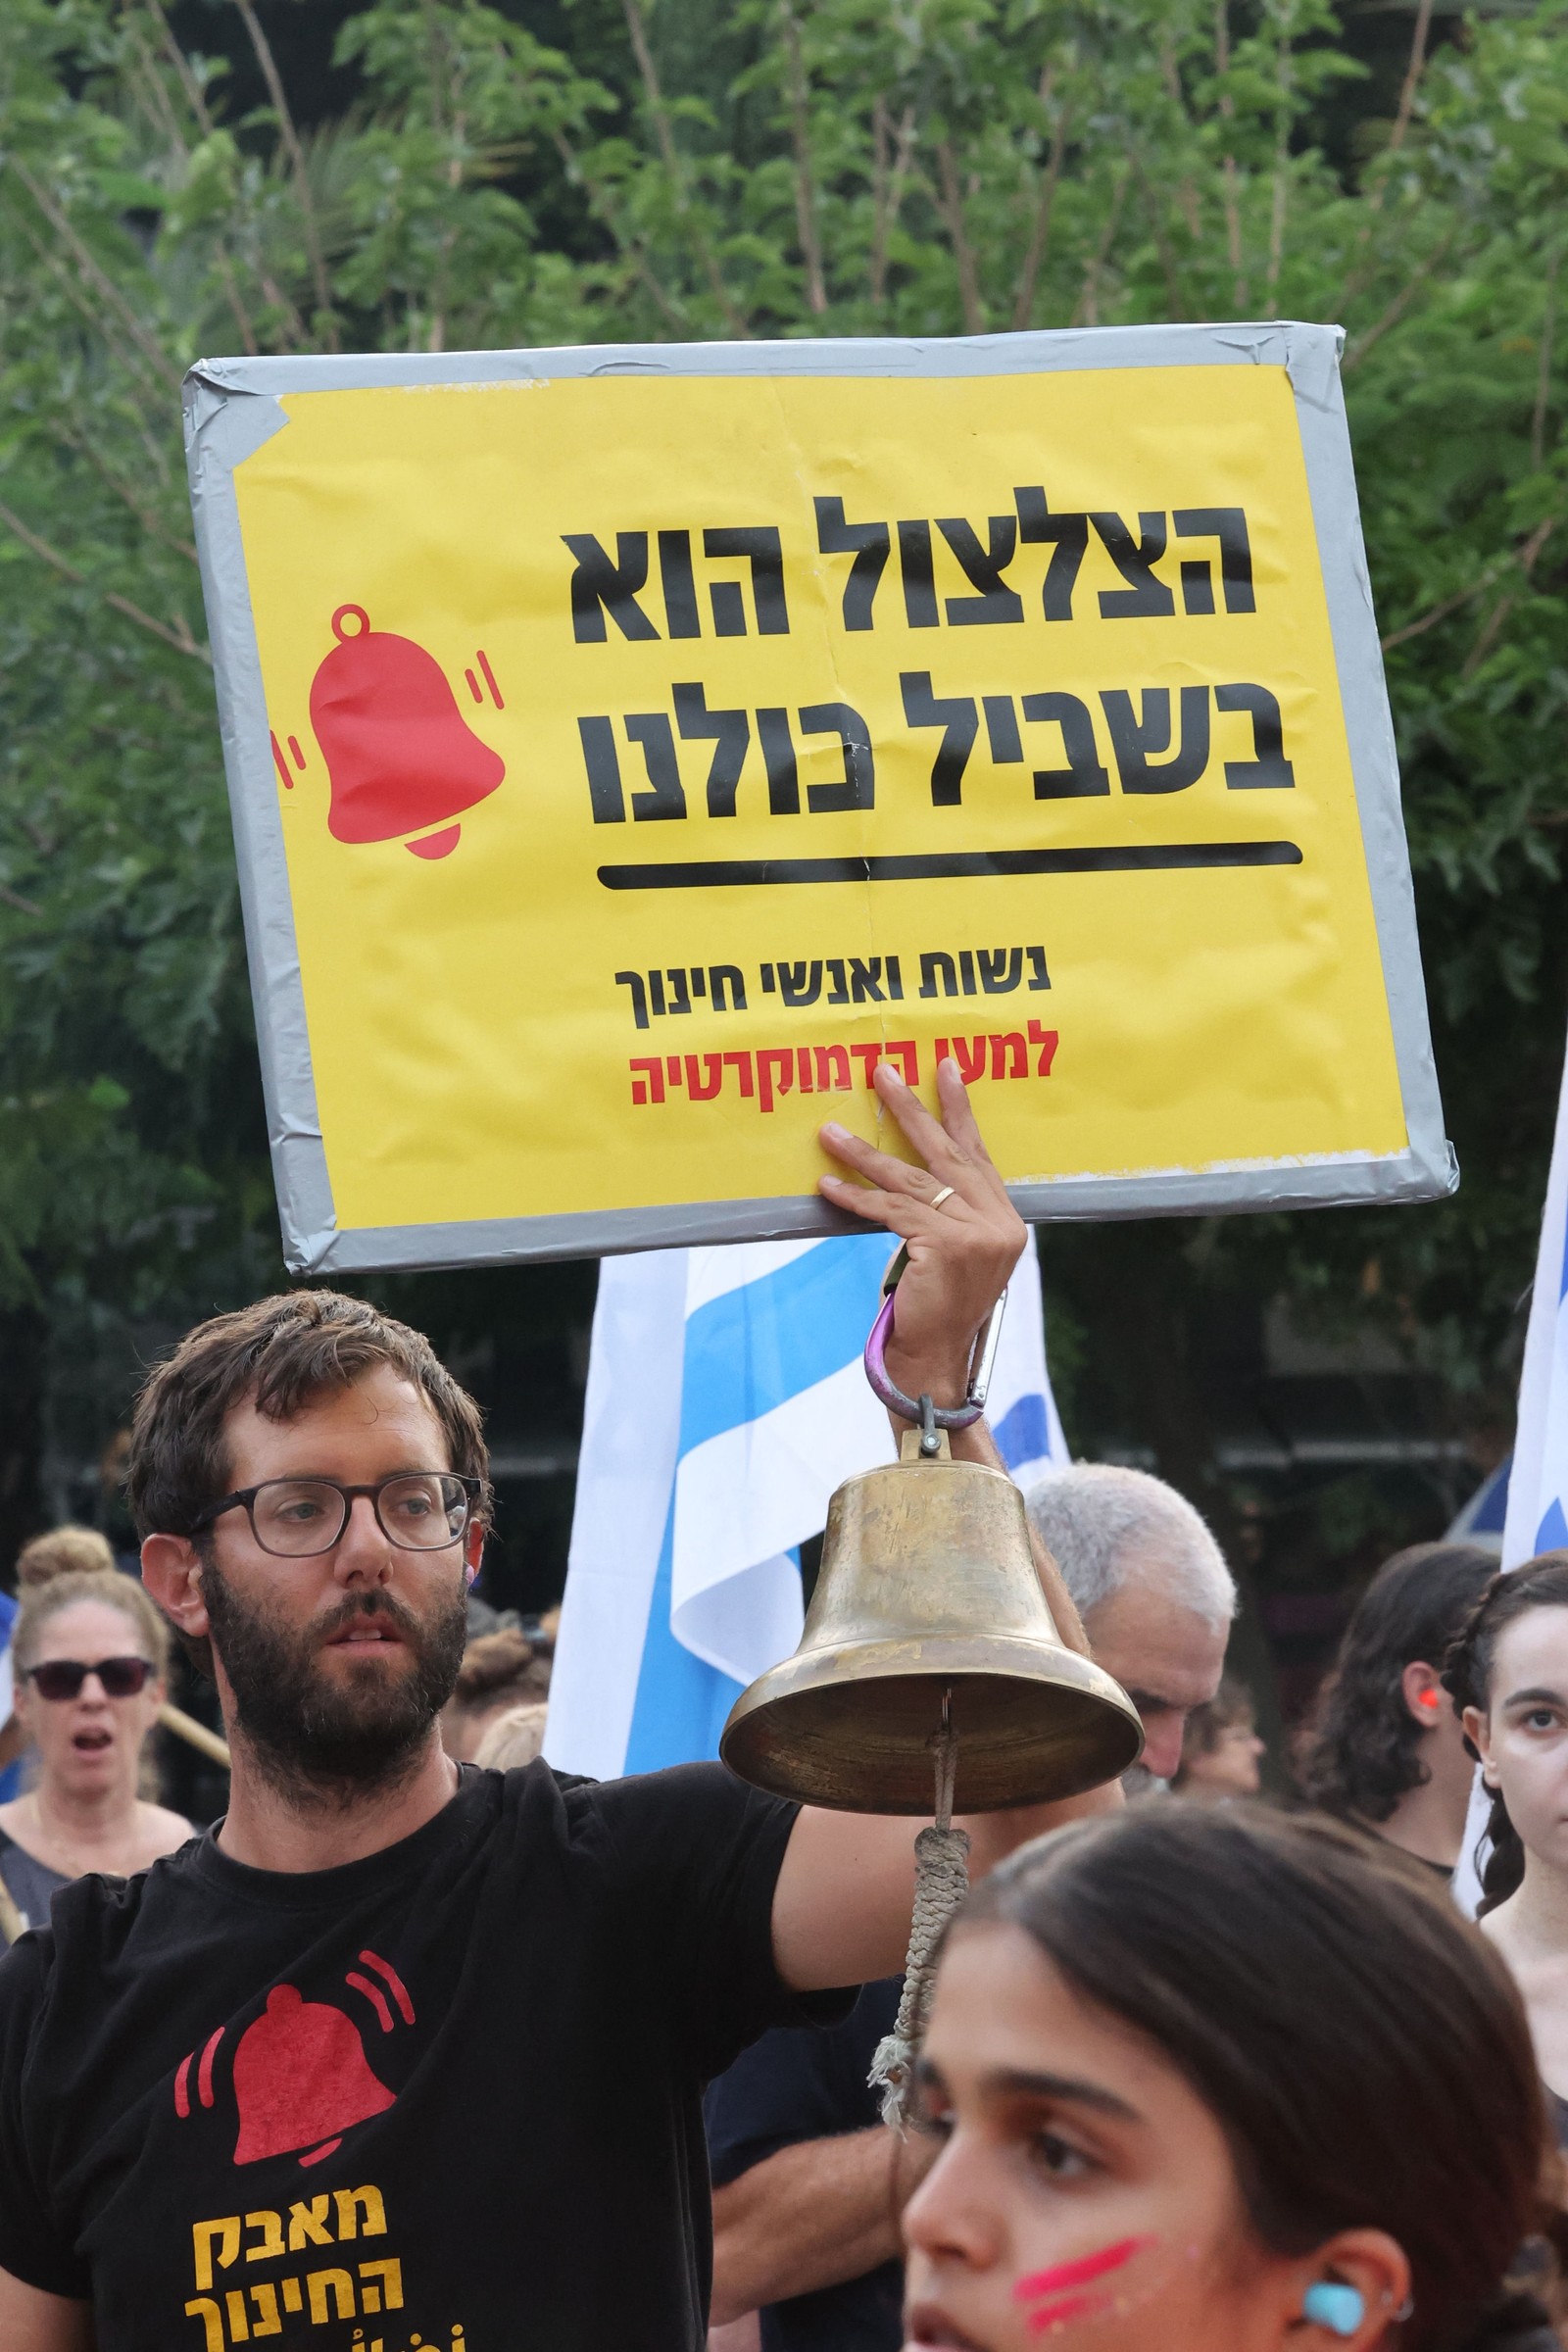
[185,324,1451,1270]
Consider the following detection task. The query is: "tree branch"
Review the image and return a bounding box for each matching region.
[147,0,217,134]
[1070,164,1128,327]
[620,0,751,336]
[1459,519,1555,681]
[0,499,211,662]
[1264,14,1293,315]
[6,161,181,392]
[1534,245,1560,470]
[1128,143,1185,318]
[1380,519,1554,653]
[228,0,339,348]
[551,130,688,330]
[780,1,826,316]
[1159,31,1201,241]
[51,426,199,565]
[1388,0,1434,163]
[934,136,985,334]
[1331,0,1436,316]
[1011,74,1070,330]
[0,883,43,919]
[1342,229,1453,372]
[870,100,916,309]
[1213,2,1248,312]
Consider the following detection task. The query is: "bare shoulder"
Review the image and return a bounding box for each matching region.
[135,1803,196,1863]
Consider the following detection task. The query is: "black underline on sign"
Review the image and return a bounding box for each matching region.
[596,842,1304,891]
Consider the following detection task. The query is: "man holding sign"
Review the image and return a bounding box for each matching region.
[0,1064,1106,2352]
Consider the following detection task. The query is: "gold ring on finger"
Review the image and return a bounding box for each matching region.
[929,1185,956,1209]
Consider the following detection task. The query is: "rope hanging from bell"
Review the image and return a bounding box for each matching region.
[868,1659,971,2130]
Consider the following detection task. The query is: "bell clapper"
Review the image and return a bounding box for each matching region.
[868,1682,972,2131]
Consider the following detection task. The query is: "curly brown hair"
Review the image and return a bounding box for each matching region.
[1294,1543,1497,1823]
[125,1290,492,1542]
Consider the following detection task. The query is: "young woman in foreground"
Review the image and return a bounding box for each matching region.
[902,1805,1560,2352]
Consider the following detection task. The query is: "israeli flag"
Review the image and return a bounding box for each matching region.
[1455,1026,1568,1912]
[546,1233,1065,1779]
[0,1591,17,1804]
[1502,1033,1568,1570]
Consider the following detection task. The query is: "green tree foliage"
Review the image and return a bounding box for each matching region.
[0,0,1563,1571]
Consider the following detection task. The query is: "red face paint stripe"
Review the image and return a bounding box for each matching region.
[1026,2290,1104,2334]
[1015,2237,1152,2302]
[359,1948,416,2025]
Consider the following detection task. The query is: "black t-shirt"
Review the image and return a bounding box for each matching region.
[0,1760,847,2352]
[705,1978,905,2352]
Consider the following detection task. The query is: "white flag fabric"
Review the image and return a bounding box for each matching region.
[1501,1039,1568,1570]
[1454,1023,1568,1912]
[546,1233,1065,1779]
[0,1591,16,1803]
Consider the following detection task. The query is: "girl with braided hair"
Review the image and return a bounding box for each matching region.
[1296,1542,1498,1877]
[1443,1552,1568,2149]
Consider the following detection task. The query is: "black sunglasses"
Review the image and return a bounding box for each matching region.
[26,1657,155,1702]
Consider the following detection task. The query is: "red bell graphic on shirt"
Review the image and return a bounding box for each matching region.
[308,604,504,859]
[231,1984,396,2167]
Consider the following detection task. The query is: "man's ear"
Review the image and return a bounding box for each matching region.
[140,1534,212,1640]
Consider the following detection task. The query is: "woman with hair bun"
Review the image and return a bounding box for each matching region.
[0,1571,190,1935]
[1444,1552,1568,2147]
[1296,1542,1498,1876]
[900,1804,1562,2352]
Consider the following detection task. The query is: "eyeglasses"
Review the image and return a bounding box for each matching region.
[192,1472,481,1559]
[27,1657,155,1701]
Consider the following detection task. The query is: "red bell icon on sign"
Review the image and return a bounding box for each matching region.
[231,1984,397,2167]
[309,605,504,858]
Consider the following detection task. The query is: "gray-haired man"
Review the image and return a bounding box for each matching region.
[1024,1461,1236,1784]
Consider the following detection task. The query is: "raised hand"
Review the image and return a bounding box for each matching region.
[817,1057,1027,1415]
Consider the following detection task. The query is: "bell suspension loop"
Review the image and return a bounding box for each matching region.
[868,1685,972,2132]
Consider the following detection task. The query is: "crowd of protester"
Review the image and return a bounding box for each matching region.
[704,1480,1568,2352]
[4,1483,1561,2352]
[0,1066,1561,2352]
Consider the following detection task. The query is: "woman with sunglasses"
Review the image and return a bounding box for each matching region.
[0,1570,190,1933]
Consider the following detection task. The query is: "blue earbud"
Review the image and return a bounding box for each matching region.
[1303,2282,1365,2337]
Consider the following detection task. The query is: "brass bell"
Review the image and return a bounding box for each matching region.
[720,1431,1145,1814]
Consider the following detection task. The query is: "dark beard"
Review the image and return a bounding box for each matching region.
[202,1564,468,1810]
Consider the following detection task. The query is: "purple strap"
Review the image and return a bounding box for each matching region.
[863,1289,986,1428]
